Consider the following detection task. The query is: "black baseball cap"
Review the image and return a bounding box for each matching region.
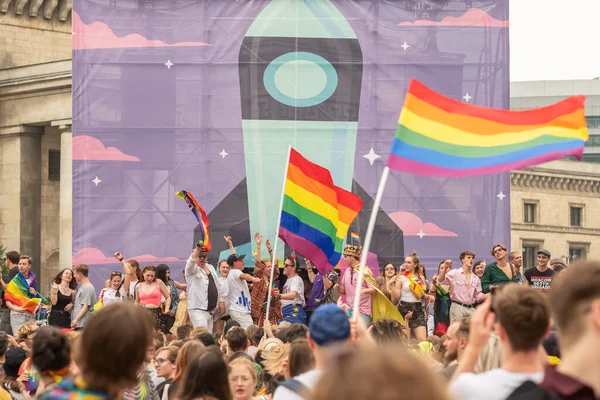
[4,348,27,378]
[227,254,245,266]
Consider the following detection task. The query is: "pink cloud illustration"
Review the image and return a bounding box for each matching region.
[72,11,212,50]
[72,248,184,265]
[399,8,508,28]
[389,211,458,237]
[73,135,140,162]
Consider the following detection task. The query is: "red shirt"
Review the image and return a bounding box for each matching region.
[540,365,598,400]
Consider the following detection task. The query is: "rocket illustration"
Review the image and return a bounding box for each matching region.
[204,0,404,265]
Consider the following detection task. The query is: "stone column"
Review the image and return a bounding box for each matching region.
[17,126,44,278]
[54,120,72,271]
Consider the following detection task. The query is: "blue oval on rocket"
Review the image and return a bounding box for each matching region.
[263,52,339,108]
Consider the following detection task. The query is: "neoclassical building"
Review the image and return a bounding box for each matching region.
[0,0,72,292]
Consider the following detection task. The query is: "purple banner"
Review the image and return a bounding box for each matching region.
[73,0,509,289]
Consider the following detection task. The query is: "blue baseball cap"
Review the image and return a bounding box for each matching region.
[309,304,350,346]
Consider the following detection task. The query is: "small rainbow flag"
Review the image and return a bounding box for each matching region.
[386,80,588,177]
[4,272,48,314]
[351,232,360,241]
[176,190,211,251]
[279,149,363,274]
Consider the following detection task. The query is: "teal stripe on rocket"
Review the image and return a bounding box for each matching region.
[242,119,357,259]
[245,0,357,39]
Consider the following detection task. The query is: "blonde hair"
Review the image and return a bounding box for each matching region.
[229,358,256,382]
[16,321,39,340]
[262,342,290,376]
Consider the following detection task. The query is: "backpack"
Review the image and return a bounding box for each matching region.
[278,378,310,399]
[506,381,564,400]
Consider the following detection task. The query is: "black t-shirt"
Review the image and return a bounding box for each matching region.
[206,271,218,312]
[524,267,555,291]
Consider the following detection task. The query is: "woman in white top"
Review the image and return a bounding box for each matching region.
[99,271,126,306]
[390,252,428,342]
[213,259,230,333]
[114,252,141,300]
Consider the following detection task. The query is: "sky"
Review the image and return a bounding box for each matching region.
[510,0,600,82]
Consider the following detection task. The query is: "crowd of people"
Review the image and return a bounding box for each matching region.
[0,235,598,400]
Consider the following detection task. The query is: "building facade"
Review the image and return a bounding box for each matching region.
[510,80,600,268]
[0,0,72,290]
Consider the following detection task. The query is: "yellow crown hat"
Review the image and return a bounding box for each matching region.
[343,244,362,258]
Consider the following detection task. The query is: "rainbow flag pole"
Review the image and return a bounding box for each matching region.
[264,145,293,325]
[350,79,588,322]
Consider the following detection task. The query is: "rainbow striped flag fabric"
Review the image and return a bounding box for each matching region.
[4,272,48,314]
[279,149,363,274]
[386,79,588,177]
[176,190,211,251]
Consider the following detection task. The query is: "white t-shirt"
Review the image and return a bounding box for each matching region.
[218,276,230,311]
[450,368,544,400]
[273,369,322,400]
[100,287,125,306]
[281,275,305,307]
[227,269,251,314]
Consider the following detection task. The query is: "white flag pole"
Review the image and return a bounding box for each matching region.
[264,145,293,325]
[351,166,390,322]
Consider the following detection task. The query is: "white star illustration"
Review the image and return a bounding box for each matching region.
[401,41,410,51]
[92,176,102,186]
[462,92,472,102]
[417,230,426,239]
[497,191,506,201]
[164,59,174,69]
[363,148,381,166]
[219,149,228,159]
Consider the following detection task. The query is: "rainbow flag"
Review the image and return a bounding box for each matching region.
[386,79,588,177]
[279,149,363,274]
[350,232,360,242]
[176,190,211,251]
[4,272,48,314]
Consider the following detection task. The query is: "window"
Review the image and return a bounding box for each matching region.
[570,206,583,227]
[569,247,586,262]
[523,202,537,224]
[48,150,60,181]
[522,244,540,271]
[586,116,600,129]
[584,135,600,147]
[581,154,600,163]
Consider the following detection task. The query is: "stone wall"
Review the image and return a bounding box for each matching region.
[0,135,21,252]
[0,1,71,69]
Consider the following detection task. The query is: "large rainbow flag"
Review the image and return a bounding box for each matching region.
[279,149,363,274]
[386,79,588,177]
[4,272,48,314]
[176,190,211,251]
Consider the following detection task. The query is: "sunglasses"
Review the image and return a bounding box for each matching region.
[111,271,122,276]
[284,263,294,268]
[198,255,207,258]
[384,267,395,271]
[493,248,506,254]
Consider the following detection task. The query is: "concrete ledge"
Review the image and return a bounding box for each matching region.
[0,59,72,98]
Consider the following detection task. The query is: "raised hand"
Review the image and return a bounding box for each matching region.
[224,236,232,244]
[114,252,123,260]
[265,239,272,250]
[254,233,262,245]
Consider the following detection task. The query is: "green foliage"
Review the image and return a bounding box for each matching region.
[0,244,7,278]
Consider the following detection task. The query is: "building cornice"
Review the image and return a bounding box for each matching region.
[0,0,71,21]
[511,223,600,236]
[0,60,71,100]
[511,169,600,194]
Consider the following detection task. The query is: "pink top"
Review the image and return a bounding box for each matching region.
[138,284,161,306]
[441,269,484,305]
[341,268,372,317]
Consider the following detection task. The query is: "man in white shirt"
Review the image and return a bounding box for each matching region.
[279,257,306,324]
[6,255,41,333]
[186,242,225,333]
[273,304,351,400]
[227,253,260,329]
[450,284,550,400]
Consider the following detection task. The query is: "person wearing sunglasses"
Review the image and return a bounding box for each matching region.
[481,244,522,293]
[279,256,306,324]
[98,271,126,307]
[375,262,397,301]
